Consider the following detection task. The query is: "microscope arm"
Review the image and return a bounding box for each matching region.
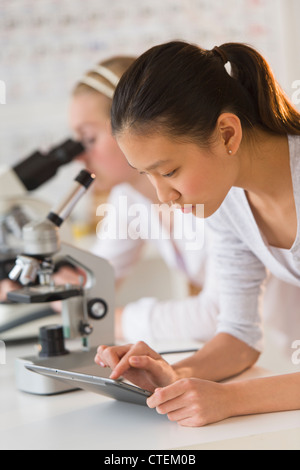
[57,242,115,348]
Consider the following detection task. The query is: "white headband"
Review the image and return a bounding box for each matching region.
[79,65,120,99]
[79,76,115,98]
[92,65,119,86]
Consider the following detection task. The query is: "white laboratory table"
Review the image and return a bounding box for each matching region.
[0,340,300,451]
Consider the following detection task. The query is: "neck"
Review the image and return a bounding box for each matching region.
[235,130,290,202]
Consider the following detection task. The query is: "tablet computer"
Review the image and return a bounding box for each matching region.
[26,364,151,406]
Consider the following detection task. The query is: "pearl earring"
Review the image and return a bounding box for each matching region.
[228,149,232,155]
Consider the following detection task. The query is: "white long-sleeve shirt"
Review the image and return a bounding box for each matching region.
[207,134,300,352]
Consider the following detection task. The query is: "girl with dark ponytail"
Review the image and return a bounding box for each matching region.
[95,41,300,427]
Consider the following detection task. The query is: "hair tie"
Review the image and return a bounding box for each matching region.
[212,46,228,65]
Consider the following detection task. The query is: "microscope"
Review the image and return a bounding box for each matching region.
[0,138,84,278]
[0,139,84,338]
[7,169,114,395]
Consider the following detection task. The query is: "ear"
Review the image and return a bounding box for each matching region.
[216,113,242,155]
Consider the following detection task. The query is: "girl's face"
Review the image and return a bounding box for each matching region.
[69,92,138,192]
[117,131,239,218]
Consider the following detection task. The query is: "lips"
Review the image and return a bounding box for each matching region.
[180,205,194,214]
[171,203,195,213]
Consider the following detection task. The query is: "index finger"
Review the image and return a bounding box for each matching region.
[95,344,132,369]
[109,341,161,380]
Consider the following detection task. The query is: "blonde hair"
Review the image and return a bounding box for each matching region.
[73,56,136,100]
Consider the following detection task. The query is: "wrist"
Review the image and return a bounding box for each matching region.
[222,379,258,418]
[172,363,194,381]
[221,382,242,418]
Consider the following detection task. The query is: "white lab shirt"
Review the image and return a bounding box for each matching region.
[207,135,300,352]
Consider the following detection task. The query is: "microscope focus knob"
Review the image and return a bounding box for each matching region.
[79,322,93,336]
[87,298,108,320]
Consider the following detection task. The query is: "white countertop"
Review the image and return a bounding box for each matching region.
[0,341,299,450]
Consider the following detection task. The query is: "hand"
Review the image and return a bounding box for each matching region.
[147,378,231,427]
[0,279,19,302]
[53,266,86,286]
[95,341,179,392]
[51,266,87,313]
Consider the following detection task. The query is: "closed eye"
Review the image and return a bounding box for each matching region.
[83,137,96,148]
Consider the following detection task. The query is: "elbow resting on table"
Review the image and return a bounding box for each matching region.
[221,333,261,379]
[242,343,261,369]
[229,335,261,376]
[218,337,261,381]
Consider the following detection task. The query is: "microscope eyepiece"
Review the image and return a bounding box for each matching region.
[12,138,85,191]
[48,139,84,165]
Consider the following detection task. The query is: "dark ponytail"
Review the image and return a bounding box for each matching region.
[221,43,300,135]
[111,41,300,145]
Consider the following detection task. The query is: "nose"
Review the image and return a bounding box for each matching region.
[154,180,180,205]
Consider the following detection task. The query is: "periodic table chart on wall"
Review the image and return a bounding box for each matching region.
[0,0,289,198]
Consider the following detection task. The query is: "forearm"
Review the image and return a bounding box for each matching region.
[173,333,260,382]
[226,372,300,417]
[120,292,218,343]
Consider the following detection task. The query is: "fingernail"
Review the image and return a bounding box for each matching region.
[130,356,139,364]
[95,358,105,367]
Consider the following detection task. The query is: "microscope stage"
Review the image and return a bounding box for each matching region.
[7,284,83,303]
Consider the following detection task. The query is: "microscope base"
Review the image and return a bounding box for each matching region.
[15,348,106,395]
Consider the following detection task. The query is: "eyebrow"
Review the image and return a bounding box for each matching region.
[128,159,171,172]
